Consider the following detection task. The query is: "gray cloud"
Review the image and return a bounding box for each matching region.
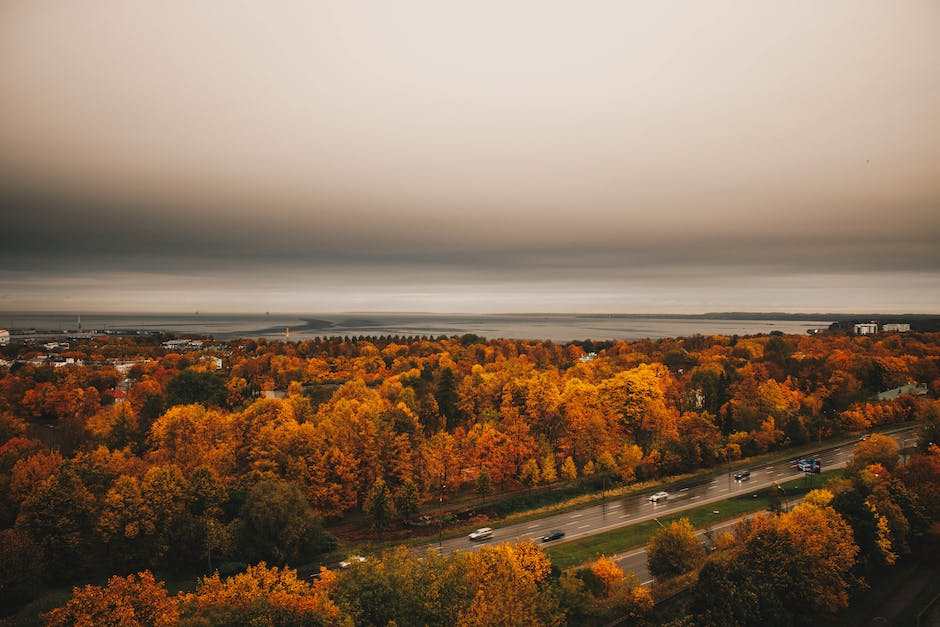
[1,1,939,313]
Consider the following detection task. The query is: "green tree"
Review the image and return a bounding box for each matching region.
[335,546,466,627]
[365,478,392,532]
[16,466,97,582]
[165,368,227,408]
[393,480,419,523]
[475,467,494,505]
[435,367,459,429]
[646,517,705,581]
[850,433,900,472]
[238,479,335,565]
[0,527,44,609]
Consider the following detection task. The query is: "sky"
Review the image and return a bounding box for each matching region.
[1,1,939,315]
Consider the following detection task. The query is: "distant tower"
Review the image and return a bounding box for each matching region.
[285,327,290,339]
[77,314,82,331]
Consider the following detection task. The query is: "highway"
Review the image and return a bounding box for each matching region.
[423,425,920,570]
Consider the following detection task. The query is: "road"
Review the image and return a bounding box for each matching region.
[612,508,787,585]
[423,425,920,566]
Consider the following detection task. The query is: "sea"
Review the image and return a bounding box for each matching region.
[0,313,833,343]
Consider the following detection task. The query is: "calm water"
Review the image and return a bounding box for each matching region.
[0,313,832,342]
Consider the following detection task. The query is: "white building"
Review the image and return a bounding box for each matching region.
[0,329,9,346]
[882,323,910,333]
[854,323,879,335]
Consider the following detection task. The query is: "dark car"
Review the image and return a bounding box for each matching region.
[734,470,751,481]
[541,530,565,542]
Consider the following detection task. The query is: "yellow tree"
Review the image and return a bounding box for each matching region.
[457,541,562,627]
[148,404,237,478]
[181,562,348,626]
[600,364,678,450]
[44,571,178,627]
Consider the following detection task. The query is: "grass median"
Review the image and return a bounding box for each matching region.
[545,469,840,570]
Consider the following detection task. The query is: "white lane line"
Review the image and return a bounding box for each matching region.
[577,524,590,530]
[570,513,582,518]
[642,579,654,586]
[526,524,539,530]
[690,495,701,499]
[679,488,689,492]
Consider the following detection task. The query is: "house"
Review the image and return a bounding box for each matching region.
[882,323,910,333]
[112,359,152,375]
[0,329,9,345]
[199,356,224,370]
[854,323,879,335]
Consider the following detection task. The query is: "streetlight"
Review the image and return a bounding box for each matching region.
[704,510,720,552]
[438,468,446,553]
[774,482,789,513]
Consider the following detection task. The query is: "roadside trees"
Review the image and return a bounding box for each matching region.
[646,517,705,581]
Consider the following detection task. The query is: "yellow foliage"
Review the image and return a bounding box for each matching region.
[44,571,178,627]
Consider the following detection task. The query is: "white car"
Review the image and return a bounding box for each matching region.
[468,527,493,541]
[648,491,669,503]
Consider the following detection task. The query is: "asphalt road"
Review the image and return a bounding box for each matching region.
[423,425,920,567]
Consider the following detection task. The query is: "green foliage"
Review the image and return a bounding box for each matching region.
[15,466,97,582]
[365,479,392,532]
[0,527,44,608]
[238,479,336,565]
[646,517,705,581]
[392,480,419,522]
[474,467,493,503]
[166,369,227,408]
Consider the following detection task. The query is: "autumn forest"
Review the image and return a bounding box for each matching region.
[1,328,939,625]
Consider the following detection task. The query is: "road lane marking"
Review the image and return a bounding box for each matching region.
[577,524,590,529]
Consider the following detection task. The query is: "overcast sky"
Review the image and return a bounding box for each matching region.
[1,1,939,314]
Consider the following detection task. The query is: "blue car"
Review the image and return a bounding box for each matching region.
[796,459,821,473]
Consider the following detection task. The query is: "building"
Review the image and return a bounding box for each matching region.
[0,329,9,346]
[854,323,879,335]
[882,323,911,333]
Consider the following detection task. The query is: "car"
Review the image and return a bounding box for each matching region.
[734,470,751,481]
[541,530,565,542]
[649,491,669,503]
[468,527,493,541]
[339,555,366,568]
[796,459,821,473]
[860,434,870,441]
